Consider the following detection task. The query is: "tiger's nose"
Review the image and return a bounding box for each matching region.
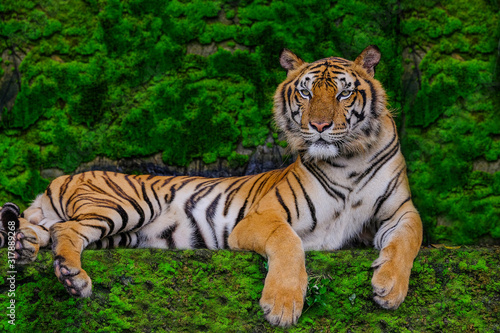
[310,122,332,133]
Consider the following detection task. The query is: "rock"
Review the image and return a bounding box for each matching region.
[473,158,500,174]
[68,139,293,178]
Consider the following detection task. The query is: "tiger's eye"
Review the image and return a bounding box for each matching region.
[300,89,310,96]
[340,90,351,97]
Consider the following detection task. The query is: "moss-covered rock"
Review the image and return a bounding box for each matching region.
[0,0,498,245]
[398,0,500,245]
[0,247,499,331]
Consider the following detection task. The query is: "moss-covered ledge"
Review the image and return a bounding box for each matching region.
[0,247,498,332]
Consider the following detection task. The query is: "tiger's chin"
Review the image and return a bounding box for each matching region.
[306,141,341,160]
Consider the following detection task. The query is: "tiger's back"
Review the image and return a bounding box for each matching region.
[28,168,291,250]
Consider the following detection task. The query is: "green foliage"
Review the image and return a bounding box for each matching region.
[0,248,499,331]
[0,0,498,244]
[399,0,500,245]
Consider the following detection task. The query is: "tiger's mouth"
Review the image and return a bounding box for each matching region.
[307,129,348,144]
[306,138,342,159]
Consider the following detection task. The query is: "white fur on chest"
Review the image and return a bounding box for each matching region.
[296,155,406,251]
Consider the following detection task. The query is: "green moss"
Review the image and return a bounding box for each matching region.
[0,0,498,245]
[0,247,498,331]
[399,0,499,244]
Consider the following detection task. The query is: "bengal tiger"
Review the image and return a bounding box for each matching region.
[0,45,422,327]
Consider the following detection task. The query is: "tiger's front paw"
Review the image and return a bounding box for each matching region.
[371,256,411,309]
[15,227,40,264]
[54,256,92,298]
[260,270,307,327]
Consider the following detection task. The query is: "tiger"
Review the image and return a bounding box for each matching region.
[0,45,422,327]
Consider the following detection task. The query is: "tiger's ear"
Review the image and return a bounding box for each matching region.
[354,45,381,77]
[280,49,305,73]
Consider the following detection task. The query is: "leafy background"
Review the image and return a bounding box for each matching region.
[0,0,499,245]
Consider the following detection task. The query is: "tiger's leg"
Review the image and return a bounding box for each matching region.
[15,221,51,264]
[371,201,422,309]
[1,202,50,264]
[228,211,307,327]
[50,219,112,297]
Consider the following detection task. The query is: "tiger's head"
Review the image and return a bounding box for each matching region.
[274,45,388,161]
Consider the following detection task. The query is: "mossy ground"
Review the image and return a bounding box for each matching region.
[0,247,498,332]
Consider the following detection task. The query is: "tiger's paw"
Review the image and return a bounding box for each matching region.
[14,228,40,264]
[371,256,411,310]
[54,256,92,298]
[260,272,307,327]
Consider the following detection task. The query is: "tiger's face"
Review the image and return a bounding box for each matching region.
[274,46,387,161]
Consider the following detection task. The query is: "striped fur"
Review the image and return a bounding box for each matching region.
[1,46,422,327]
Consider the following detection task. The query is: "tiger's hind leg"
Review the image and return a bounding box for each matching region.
[1,202,50,264]
[50,219,114,297]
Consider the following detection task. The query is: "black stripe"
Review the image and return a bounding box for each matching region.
[74,213,116,237]
[377,211,413,248]
[252,172,273,202]
[59,176,74,220]
[70,227,91,243]
[224,177,247,194]
[222,226,230,249]
[46,186,64,220]
[124,175,140,197]
[356,143,400,191]
[206,193,221,222]
[166,183,176,204]
[70,180,110,215]
[119,234,128,247]
[372,167,405,217]
[358,88,367,116]
[103,176,146,231]
[206,193,222,247]
[286,178,299,219]
[364,78,379,117]
[224,177,251,216]
[292,172,317,232]
[184,184,220,248]
[376,197,411,228]
[235,173,269,226]
[115,204,130,233]
[324,159,346,168]
[331,64,346,70]
[160,224,177,248]
[368,120,397,163]
[275,187,291,225]
[303,162,346,202]
[150,180,162,220]
[93,240,103,250]
[161,177,175,188]
[141,182,155,222]
[195,178,218,190]
[70,196,127,235]
[125,175,139,197]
